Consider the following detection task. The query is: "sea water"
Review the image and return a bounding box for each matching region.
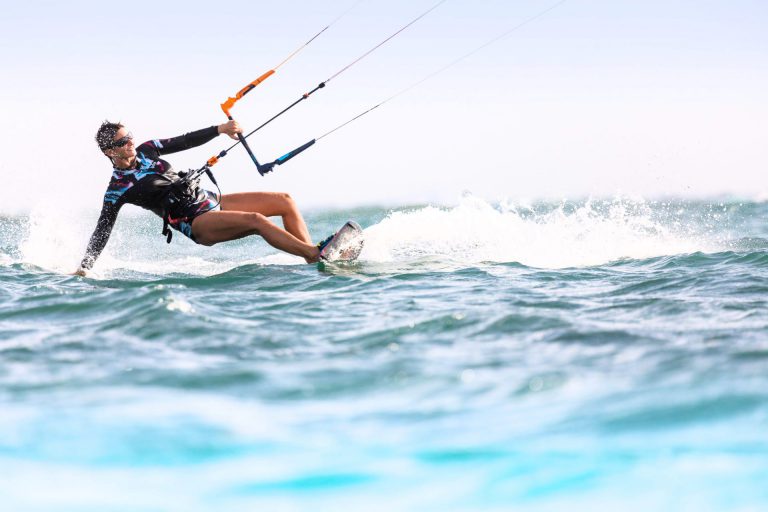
[1,197,767,511]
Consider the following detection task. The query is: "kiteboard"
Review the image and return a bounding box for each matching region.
[318,220,364,263]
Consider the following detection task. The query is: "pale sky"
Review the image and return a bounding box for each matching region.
[1,0,766,213]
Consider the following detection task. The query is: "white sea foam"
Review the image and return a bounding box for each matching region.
[16,207,261,277]
[17,205,85,274]
[163,296,194,314]
[16,197,729,275]
[360,196,723,269]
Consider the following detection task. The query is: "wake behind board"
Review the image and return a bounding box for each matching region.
[319,221,364,263]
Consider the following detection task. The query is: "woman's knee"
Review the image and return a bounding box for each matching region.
[246,212,269,231]
[276,192,296,209]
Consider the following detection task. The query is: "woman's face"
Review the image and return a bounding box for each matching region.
[107,127,136,160]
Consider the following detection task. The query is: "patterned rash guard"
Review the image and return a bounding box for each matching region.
[79,126,221,270]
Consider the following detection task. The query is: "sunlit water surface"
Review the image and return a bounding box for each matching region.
[1,198,767,511]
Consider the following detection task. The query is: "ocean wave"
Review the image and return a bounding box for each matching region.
[360,196,733,268]
[2,197,764,277]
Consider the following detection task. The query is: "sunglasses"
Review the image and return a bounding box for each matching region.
[108,133,133,149]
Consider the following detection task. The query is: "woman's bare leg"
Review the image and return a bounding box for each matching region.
[191,210,320,262]
[220,192,312,244]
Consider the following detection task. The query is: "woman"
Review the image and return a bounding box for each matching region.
[74,120,325,276]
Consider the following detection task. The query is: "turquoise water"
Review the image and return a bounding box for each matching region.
[1,198,767,511]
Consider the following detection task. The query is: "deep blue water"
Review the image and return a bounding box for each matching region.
[1,198,767,511]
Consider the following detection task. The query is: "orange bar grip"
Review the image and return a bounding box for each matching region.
[207,155,219,167]
[220,69,276,116]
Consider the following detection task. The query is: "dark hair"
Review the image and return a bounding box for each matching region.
[95,120,124,152]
